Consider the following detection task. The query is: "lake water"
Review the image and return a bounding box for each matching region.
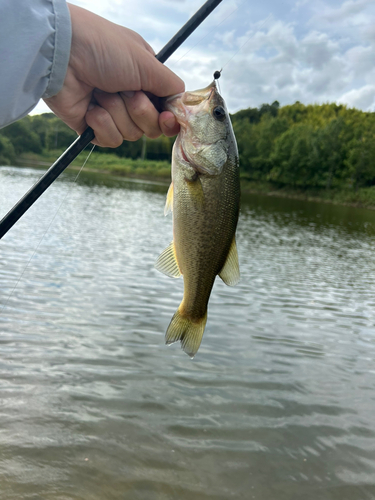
[0,165,375,500]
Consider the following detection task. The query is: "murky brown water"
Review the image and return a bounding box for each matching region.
[1,165,375,500]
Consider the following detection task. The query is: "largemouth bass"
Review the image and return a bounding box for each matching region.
[156,80,240,357]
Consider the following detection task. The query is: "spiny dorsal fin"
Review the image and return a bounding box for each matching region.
[164,182,173,216]
[219,238,240,286]
[155,241,181,278]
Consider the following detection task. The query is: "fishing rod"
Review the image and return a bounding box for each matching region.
[0,0,222,240]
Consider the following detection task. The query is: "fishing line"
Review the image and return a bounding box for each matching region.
[217,78,222,94]
[175,0,249,63]
[0,145,95,315]
[175,2,273,93]
[1,1,272,315]
[220,13,272,71]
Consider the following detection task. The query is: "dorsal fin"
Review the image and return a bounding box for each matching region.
[219,238,240,286]
[155,241,181,278]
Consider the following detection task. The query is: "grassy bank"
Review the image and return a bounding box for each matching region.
[15,150,375,210]
[16,150,171,182]
[240,178,375,209]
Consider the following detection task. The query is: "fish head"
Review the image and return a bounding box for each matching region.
[165,81,235,175]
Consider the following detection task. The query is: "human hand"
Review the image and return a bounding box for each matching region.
[44,3,184,147]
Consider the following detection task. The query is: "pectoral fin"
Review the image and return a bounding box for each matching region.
[219,238,240,286]
[164,182,173,216]
[155,241,181,278]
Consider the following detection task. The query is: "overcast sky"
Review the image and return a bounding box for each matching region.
[33,0,375,116]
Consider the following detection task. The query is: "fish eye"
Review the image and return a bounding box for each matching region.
[213,106,226,121]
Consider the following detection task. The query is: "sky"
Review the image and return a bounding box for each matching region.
[32,0,375,116]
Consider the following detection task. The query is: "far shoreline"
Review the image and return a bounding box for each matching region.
[12,152,375,212]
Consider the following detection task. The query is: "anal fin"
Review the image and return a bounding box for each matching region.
[219,237,240,286]
[155,241,181,278]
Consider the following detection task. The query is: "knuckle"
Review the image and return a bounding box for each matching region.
[111,136,123,148]
[103,94,121,111]
[136,100,150,118]
[128,97,150,118]
[88,107,111,129]
[126,129,143,142]
[86,108,123,148]
[146,129,161,140]
[99,134,123,149]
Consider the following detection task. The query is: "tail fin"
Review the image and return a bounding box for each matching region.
[166,307,207,358]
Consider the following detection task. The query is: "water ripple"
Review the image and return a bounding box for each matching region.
[0,167,375,499]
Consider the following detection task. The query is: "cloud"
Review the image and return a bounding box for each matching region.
[362,23,375,44]
[346,45,375,79]
[338,85,375,110]
[29,0,375,117]
[315,0,374,23]
[301,31,339,70]
[172,18,352,112]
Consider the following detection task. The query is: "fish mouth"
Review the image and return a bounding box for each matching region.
[162,93,184,113]
[163,81,218,117]
[176,137,193,168]
[180,143,189,163]
[176,137,200,172]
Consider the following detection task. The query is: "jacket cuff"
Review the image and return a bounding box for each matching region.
[42,0,72,98]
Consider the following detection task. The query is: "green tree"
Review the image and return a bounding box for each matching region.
[30,113,56,148]
[270,123,316,187]
[45,117,78,150]
[0,118,42,154]
[0,136,16,165]
[344,134,375,189]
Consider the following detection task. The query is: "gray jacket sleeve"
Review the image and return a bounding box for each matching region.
[0,0,72,129]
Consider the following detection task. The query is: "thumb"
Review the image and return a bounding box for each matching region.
[139,51,185,97]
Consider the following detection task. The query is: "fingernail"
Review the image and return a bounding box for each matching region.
[164,117,176,129]
[88,103,95,111]
[122,91,135,98]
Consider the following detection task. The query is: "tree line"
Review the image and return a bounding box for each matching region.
[1,101,375,191]
[0,113,173,164]
[233,101,375,191]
